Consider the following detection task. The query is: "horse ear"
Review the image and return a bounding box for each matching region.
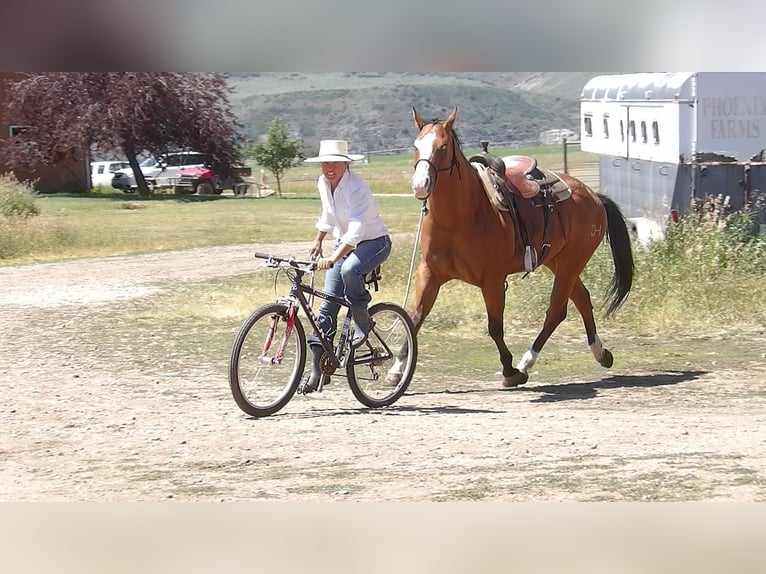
[445,107,458,131]
[412,107,426,130]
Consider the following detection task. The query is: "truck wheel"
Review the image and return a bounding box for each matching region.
[195,181,215,195]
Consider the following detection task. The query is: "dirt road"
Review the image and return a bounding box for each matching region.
[2,244,766,501]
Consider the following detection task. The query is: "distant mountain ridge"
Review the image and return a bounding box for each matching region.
[226,72,598,152]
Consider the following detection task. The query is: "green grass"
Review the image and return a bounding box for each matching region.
[0,143,591,263]
[4,147,766,341]
[0,188,424,264]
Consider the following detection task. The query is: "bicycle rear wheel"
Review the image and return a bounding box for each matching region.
[229,303,306,417]
[347,302,417,408]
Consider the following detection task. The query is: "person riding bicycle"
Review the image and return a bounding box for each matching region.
[303,139,392,393]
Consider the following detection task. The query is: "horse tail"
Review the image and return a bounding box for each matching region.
[599,193,635,316]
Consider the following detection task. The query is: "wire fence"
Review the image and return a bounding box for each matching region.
[271,138,600,191]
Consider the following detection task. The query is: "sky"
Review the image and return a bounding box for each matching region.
[2,0,764,71]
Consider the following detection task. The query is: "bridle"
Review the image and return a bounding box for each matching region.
[412,121,462,197]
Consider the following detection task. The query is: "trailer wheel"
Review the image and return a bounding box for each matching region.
[195,181,215,195]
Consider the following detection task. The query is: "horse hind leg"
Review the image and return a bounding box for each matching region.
[515,272,576,379]
[570,277,613,368]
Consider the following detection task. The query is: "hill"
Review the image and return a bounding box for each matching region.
[226,72,597,153]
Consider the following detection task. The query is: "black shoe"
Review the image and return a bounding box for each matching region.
[298,344,324,394]
[351,321,375,348]
[298,373,320,394]
[350,306,373,348]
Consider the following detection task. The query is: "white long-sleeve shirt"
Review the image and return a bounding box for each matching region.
[315,170,389,247]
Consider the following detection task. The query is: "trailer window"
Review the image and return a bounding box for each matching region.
[602,115,609,139]
[652,121,660,144]
[583,115,593,137]
[619,120,625,142]
[629,120,636,142]
[640,121,648,143]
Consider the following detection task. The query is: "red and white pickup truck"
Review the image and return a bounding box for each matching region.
[175,165,252,195]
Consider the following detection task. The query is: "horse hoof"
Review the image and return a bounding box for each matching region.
[599,349,614,368]
[503,370,528,388]
[383,372,402,388]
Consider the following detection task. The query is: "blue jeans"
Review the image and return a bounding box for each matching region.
[308,235,392,347]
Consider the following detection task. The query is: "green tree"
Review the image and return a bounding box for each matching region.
[245,119,304,197]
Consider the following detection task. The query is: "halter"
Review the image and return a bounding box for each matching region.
[412,122,462,198]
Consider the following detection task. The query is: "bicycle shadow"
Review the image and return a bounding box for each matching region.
[272,403,504,420]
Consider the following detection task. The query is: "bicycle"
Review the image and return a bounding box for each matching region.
[228,252,418,417]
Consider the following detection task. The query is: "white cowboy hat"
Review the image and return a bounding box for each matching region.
[304,139,364,163]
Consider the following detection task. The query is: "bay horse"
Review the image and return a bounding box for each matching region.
[409,107,634,387]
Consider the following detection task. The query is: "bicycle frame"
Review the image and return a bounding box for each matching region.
[256,253,399,376]
[281,271,350,370]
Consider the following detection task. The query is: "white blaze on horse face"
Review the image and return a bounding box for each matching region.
[411,131,437,200]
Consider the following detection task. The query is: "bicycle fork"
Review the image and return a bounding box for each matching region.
[259,301,298,365]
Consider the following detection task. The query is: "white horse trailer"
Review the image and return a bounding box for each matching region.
[580,72,766,242]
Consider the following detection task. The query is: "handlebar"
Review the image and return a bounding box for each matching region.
[254,252,317,271]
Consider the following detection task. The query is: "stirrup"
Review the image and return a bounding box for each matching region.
[523,245,538,272]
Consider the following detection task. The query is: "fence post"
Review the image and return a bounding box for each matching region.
[563,137,569,174]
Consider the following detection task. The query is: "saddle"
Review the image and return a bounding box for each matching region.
[469,141,572,273]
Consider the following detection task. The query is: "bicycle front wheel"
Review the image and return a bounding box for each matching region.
[229,303,306,417]
[347,302,417,408]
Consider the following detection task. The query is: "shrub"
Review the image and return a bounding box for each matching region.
[649,194,766,277]
[615,194,766,332]
[0,173,40,218]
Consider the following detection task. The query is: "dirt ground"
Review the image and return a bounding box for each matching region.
[2,243,766,501]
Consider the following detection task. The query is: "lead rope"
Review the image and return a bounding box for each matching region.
[402,200,428,308]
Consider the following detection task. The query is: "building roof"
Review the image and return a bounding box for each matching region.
[580,72,695,102]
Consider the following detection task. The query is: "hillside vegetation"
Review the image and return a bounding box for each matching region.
[227,72,598,152]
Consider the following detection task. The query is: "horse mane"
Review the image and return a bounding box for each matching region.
[451,129,464,155]
[425,118,464,156]
[447,126,470,167]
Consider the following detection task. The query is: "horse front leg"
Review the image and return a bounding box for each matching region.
[385,263,443,386]
[408,262,443,335]
[480,281,526,387]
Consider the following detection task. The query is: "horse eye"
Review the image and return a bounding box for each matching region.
[439,144,448,151]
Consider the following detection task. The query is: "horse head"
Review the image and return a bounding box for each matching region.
[411,107,459,200]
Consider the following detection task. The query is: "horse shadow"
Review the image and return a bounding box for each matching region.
[404,370,707,405]
[246,371,707,420]
[522,370,708,403]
